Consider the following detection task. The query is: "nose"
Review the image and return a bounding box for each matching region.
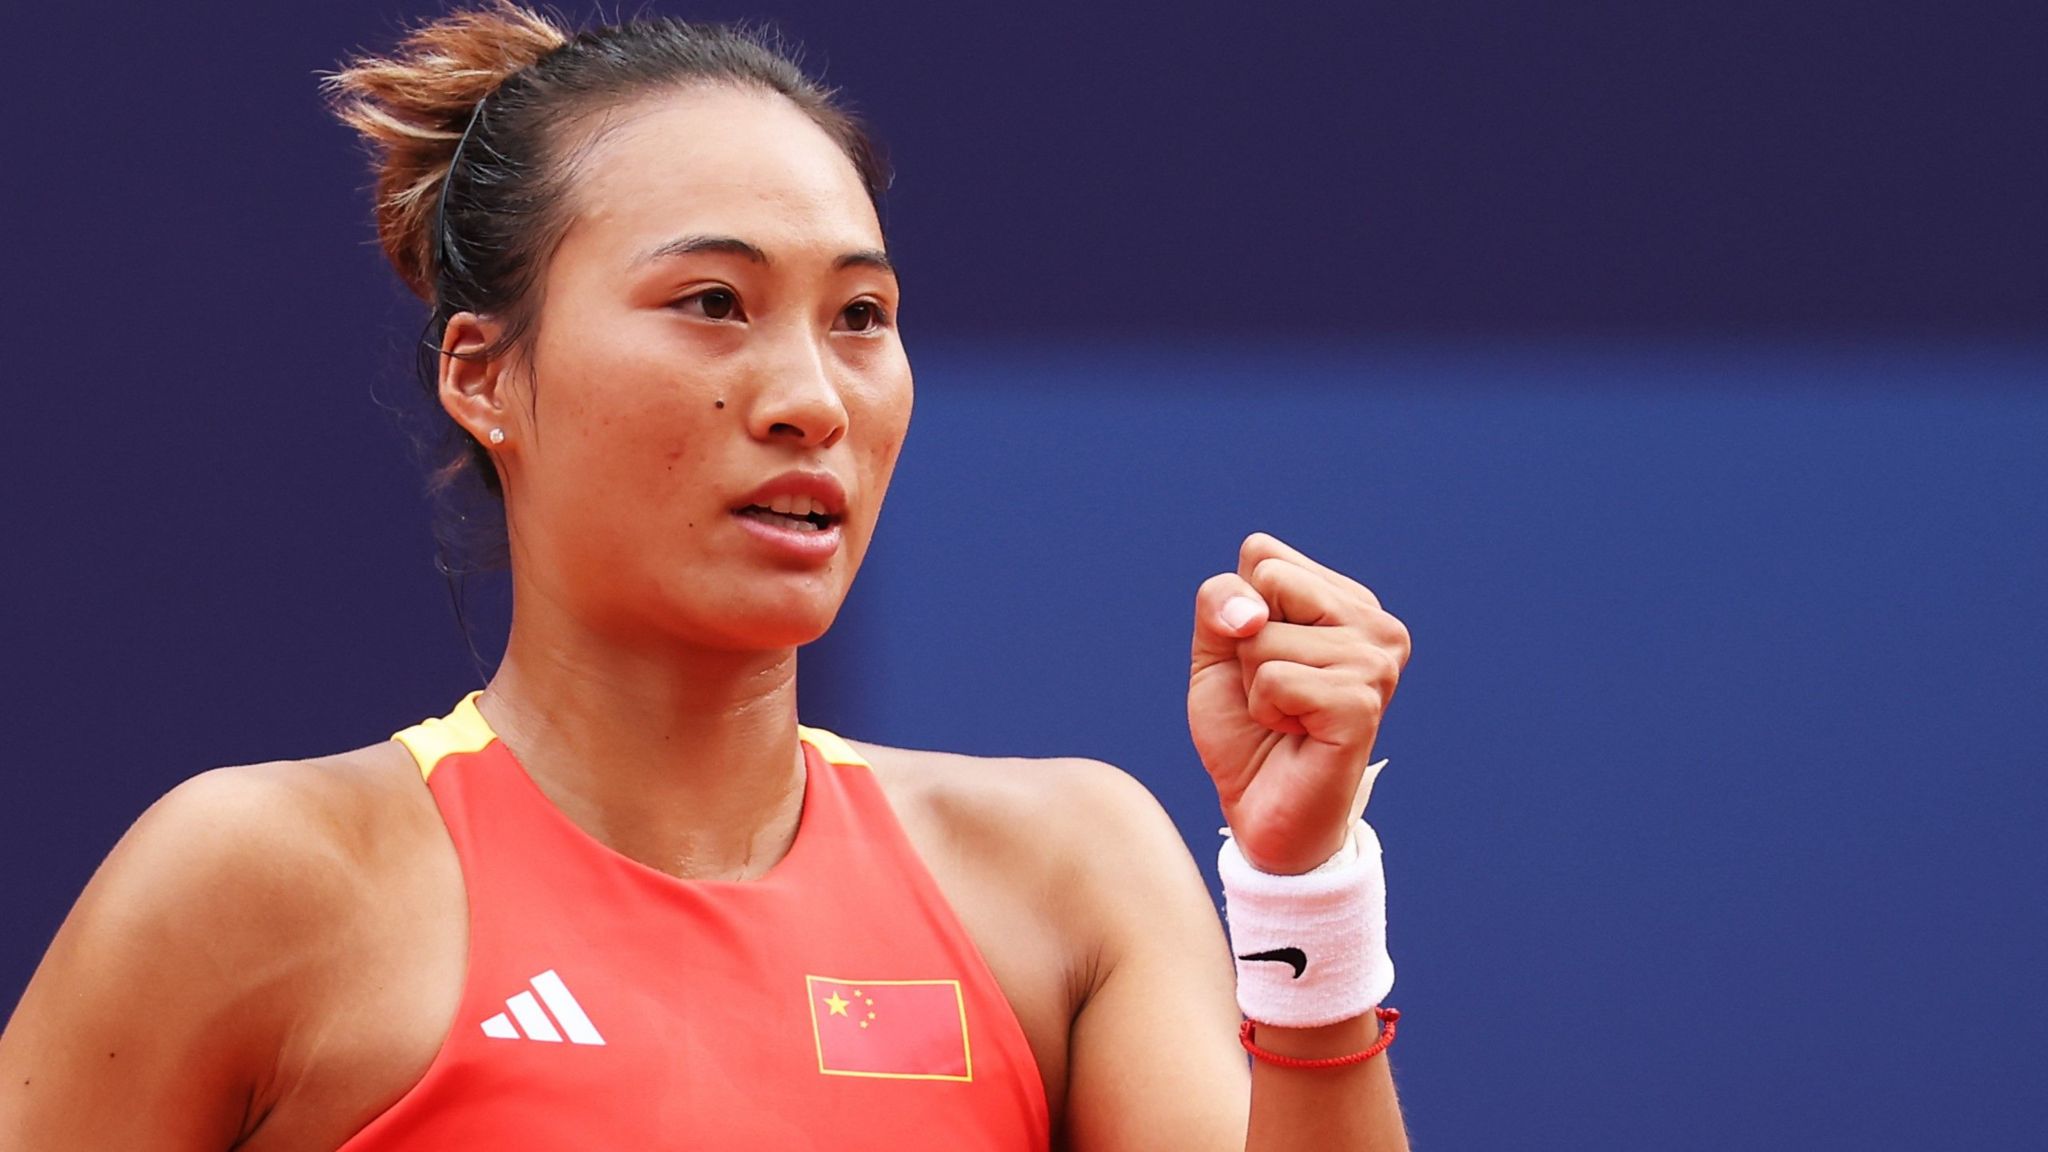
[745,327,848,451]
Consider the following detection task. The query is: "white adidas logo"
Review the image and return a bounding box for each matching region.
[479,969,607,1046]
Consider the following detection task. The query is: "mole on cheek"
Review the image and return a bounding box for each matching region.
[714,399,725,409]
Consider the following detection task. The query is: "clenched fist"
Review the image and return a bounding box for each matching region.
[1190,533,1412,876]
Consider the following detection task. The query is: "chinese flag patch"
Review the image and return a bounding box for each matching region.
[805,975,973,1081]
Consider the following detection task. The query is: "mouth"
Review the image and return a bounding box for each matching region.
[734,495,842,535]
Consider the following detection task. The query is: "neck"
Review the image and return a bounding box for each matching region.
[474,602,807,882]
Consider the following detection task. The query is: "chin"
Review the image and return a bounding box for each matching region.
[686,591,846,653]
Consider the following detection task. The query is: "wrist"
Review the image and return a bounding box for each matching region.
[1238,826,1354,876]
[1247,1011,1378,1059]
[1239,1008,1401,1070]
[1219,819,1394,1029]
[1225,756,1389,875]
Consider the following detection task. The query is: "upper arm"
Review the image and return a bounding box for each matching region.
[0,764,349,1151]
[1057,762,1250,1152]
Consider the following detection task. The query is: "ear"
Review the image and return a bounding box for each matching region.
[437,312,518,448]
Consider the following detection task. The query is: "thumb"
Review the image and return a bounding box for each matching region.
[1191,571,1269,670]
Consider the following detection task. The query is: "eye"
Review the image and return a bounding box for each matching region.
[673,287,745,322]
[837,299,891,333]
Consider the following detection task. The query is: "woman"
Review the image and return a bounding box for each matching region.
[0,5,1413,1148]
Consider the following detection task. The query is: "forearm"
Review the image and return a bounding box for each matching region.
[1222,820,1406,1151]
[1245,1015,1407,1151]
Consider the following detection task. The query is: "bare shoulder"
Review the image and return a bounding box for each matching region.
[10,736,435,1019]
[116,739,433,914]
[848,738,1203,931]
[849,739,1140,817]
[854,741,1181,865]
[0,738,443,1147]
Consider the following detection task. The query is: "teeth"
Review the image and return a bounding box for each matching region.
[762,494,827,518]
[740,497,832,532]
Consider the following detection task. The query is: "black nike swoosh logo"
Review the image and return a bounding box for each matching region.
[1236,947,1308,979]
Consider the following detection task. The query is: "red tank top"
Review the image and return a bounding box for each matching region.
[339,693,1050,1150]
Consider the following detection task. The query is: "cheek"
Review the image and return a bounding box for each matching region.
[532,322,723,467]
[855,365,914,473]
[550,391,682,496]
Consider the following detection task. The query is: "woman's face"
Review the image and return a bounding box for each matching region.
[470,86,911,652]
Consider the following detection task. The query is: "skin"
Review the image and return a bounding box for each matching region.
[0,84,1412,1150]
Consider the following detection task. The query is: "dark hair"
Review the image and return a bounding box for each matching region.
[325,2,888,576]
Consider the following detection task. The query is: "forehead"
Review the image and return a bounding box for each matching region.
[559,85,881,263]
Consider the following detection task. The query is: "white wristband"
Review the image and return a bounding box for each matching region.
[1219,821,1394,1029]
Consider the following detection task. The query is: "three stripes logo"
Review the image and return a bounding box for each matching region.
[479,969,607,1046]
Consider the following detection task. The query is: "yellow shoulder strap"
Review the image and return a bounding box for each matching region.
[393,693,865,777]
[797,724,871,768]
[392,691,496,781]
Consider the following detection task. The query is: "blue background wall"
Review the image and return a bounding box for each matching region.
[4,2,2044,1147]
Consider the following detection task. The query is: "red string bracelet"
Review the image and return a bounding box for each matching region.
[1239,1007,1400,1069]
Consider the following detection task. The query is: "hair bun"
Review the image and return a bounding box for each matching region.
[324,2,569,301]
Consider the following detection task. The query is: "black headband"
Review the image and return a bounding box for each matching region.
[433,95,492,304]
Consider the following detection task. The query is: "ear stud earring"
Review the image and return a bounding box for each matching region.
[488,428,506,445]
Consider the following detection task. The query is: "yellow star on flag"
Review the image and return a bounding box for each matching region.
[824,991,851,1016]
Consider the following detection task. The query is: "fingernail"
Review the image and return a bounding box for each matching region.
[1220,596,1263,631]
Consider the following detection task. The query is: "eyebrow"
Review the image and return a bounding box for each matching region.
[833,248,896,277]
[634,234,895,278]
[635,235,767,266]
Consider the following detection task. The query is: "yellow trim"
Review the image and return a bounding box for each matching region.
[796,725,870,768]
[804,974,974,1083]
[391,694,866,779]
[391,691,495,781]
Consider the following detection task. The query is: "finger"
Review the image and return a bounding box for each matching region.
[1245,661,1385,745]
[1191,571,1270,669]
[1248,552,1413,662]
[1238,621,1354,670]
[1378,610,1414,666]
[1239,532,1383,612]
[1245,556,1352,627]
[1238,624,1401,721]
[1240,623,1405,697]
